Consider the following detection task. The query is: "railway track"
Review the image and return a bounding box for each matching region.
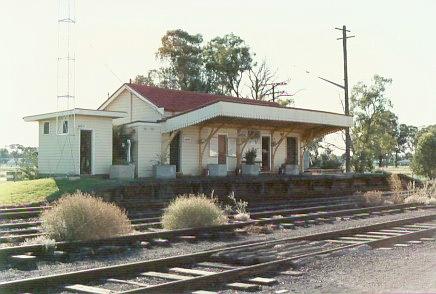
[0,195,363,221]
[0,196,364,240]
[0,202,430,261]
[1,213,434,293]
[0,201,360,243]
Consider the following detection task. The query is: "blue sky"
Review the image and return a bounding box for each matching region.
[1,0,435,147]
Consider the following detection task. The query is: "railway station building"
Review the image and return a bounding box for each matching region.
[24,83,352,178]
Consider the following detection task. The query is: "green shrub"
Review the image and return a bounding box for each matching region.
[161,194,227,230]
[41,192,132,241]
[244,148,257,165]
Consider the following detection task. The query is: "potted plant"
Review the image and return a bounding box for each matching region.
[241,148,260,176]
[283,157,299,175]
[152,152,176,179]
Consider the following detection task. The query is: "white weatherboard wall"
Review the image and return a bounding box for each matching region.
[104,89,163,125]
[38,115,113,175]
[135,124,162,177]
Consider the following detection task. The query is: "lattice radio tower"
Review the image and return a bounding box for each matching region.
[56,0,76,134]
[54,0,77,175]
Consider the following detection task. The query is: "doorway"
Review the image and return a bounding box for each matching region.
[169,132,181,172]
[218,134,227,165]
[80,130,92,175]
[261,136,271,171]
[286,137,298,164]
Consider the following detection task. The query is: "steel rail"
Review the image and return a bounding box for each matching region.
[0,203,425,258]
[0,195,360,220]
[0,213,434,293]
[0,202,359,242]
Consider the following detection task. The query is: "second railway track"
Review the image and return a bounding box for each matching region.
[0,213,435,293]
[0,202,432,261]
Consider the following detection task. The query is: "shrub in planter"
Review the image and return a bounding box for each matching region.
[41,192,132,242]
[161,194,227,230]
[244,148,257,165]
[242,148,260,175]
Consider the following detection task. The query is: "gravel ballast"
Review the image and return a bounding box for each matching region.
[0,208,435,284]
[251,239,436,294]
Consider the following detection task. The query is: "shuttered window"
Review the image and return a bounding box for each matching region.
[286,137,298,164]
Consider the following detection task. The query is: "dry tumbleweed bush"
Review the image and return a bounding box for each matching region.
[362,190,386,206]
[41,191,132,241]
[161,194,227,230]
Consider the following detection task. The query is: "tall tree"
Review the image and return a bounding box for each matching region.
[155,29,206,91]
[8,144,38,179]
[247,60,275,100]
[203,34,253,97]
[394,124,418,166]
[411,125,436,179]
[350,75,398,172]
[0,148,9,164]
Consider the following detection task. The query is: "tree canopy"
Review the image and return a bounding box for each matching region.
[350,75,398,172]
[135,29,294,105]
[411,125,436,179]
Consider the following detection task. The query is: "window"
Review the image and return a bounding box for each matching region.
[62,120,68,134]
[43,122,50,134]
[286,137,298,165]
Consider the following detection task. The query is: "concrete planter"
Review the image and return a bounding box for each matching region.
[110,164,135,180]
[284,164,299,175]
[207,164,227,177]
[241,164,260,176]
[153,164,176,179]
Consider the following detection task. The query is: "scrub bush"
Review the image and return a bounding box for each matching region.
[161,194,227,230]
[405,180,436,205]
[362,190,385,206]
[41,192,132,241]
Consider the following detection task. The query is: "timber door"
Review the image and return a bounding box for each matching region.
[80,130,92,175]
[261,136,271,171]
[169,132,181,172]
[218,135,227,165]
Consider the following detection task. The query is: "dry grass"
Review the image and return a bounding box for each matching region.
[161,194,228,230]
[405,180,436,205]
[233,213,251,222]
[362,190,386,206]
[40,191,132,242]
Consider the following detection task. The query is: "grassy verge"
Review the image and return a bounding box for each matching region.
[0,177,124,206]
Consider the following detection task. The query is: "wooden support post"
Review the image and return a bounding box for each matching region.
[198,126,203,173]
[198,125,224,173]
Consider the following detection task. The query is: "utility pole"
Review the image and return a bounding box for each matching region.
[317,25,354,173]
[336,25,354,173]
[266,81,287,102]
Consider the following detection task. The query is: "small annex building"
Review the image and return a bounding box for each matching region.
[24,83,352,178]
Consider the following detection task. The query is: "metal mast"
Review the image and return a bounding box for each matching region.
[56,0,76,134]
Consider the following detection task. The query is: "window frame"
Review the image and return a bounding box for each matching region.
[43,121,50,135]
[62,120,69,134]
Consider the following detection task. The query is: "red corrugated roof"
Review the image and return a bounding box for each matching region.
[127,83,281,112]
